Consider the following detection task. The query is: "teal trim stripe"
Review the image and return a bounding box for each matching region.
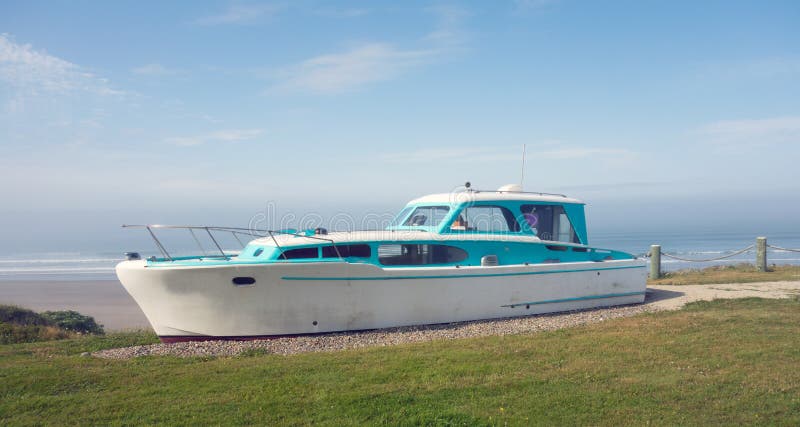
[281,264,645,281]
[502,291,646,308]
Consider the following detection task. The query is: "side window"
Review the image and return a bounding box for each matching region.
[282,247,319,259]
[378,244,468,265]
[321,244,372,258]
[520,205,579,243]
[455,205,519,232]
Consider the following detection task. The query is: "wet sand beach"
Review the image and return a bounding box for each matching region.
[0,280,150,331]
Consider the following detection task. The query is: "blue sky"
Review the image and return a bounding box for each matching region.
[1,1,799,251]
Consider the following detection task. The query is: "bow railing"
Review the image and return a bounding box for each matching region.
[121,224,342,261]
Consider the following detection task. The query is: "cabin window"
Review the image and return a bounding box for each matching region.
[402,206,450,227]
[281,247,319,259]
[321,244,372,258]
[378,244,468,265]
[252,248,264,257]
[520,204,580,243]
[453,205,520,232]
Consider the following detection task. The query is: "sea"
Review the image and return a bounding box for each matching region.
[1,230,799,281]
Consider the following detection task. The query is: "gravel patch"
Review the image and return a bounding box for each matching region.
[93,303,658,359]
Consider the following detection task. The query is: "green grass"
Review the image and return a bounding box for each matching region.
[1,299,799,425]
[0,305,105,344]
[648,263,800,286]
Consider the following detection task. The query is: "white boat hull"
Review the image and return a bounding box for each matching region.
[116,259,647,341]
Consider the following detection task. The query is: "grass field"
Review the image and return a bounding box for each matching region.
[1,298,799,425]
[648,263,800,286]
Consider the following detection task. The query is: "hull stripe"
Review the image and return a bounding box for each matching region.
[281,264,645,281]
[502,291,646,308]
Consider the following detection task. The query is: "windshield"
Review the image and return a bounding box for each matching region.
[401,206,451,227]
[389,207,414,227]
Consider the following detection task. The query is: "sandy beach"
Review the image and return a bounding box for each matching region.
[0,280,150,331]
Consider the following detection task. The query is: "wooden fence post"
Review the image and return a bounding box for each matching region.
[756,237,767,272]
[649,245,661,279]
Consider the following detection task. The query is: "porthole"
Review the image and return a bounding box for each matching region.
[253,248,264,257]
[232,277,256,286]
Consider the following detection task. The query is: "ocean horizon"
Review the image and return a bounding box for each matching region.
[2,229,799,281]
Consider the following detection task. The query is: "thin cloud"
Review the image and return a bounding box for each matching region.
[381,145,634,164]
[424,4,471,48]
[0,33,122,96]
[536,147,634,160]
[381,147,514,164]
[193,3,284,26]
[268,6,469,94]
[132,63,181,76]
[164,129,265,146]
[698,57,800,80]
[553,181,676,192]
[738,57,800,77]
[311,7,369,18]
[513,0,560,11]
[273,43,434,94]
[699,116,800,147]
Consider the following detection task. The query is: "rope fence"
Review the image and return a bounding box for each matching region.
[766,244,800,253]
[658,245,754,263]
[647,237,800,279]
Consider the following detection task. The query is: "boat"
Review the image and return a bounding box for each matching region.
[116,184,647,342]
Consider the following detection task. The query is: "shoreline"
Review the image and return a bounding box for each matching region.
[0,279,150,331]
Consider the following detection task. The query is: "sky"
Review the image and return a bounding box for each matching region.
[1,0,799,252]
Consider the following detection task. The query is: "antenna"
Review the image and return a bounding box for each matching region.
[520,144,526,189]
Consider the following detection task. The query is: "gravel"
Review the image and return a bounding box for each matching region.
[93,302,659,359]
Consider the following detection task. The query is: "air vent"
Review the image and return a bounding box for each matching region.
[481,255,499,266]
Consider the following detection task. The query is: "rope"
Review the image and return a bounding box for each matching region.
[767,244,800,253]
[658,245,754,262]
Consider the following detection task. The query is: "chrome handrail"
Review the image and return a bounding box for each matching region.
[122,224,343,261]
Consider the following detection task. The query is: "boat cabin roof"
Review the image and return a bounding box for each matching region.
[407,190,584,206]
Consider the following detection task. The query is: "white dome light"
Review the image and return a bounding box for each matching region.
[497,184,523,192]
